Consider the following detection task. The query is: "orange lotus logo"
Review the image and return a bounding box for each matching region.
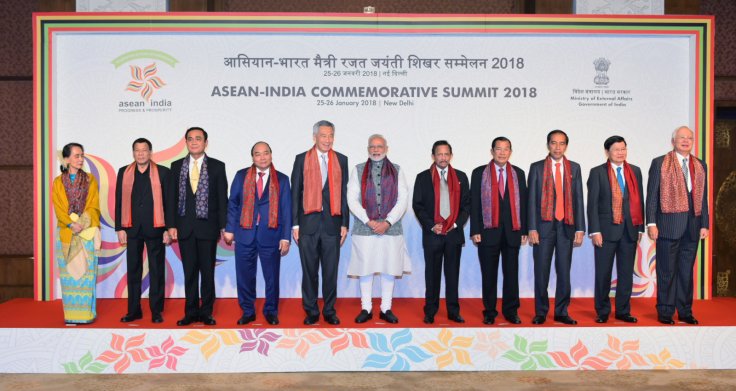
[112,50,178,102]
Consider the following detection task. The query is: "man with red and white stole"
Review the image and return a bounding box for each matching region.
[587,135,644,324]
[646,126,709,325]
[291,120,349,326]
[527,129,586,325]
[412,140,470,324]
[115,137,170,324]
[224,141,292,326]
[470,136,528,325]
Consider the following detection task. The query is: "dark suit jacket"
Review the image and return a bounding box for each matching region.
[226,167,292,246]
[645,154,709,240]
[586,162,644,242]
[114,163,170,238]
[166,155,228,241]
[527,157,586,239]
[290,149,349,235]
[470,163,528,246]
[412,167,470,247]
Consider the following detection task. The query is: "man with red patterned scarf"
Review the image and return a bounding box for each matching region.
[291,120,349,326]
[587,135,644,324]
[528,130,586,325]
[646,126,709,325]
[224,141,292,326]
[115,138,170,324]
[413,140,470,324]
[470,136,528,325]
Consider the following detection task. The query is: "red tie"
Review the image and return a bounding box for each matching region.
[256,172,265,225]
[257,172,265,199]
[554,162,564,221]
[498,167,505,199]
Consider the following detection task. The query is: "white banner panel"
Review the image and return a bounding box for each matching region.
[51,29,695,299]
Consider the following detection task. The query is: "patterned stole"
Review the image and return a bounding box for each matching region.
[607,161,643,225]
[481,161,521,230]
[62,170,89,215]
[303,147,342,216]
[120,162,165,228]
[540,156,574,225]
[660,150,705,215]
[431,164,460,234]
[178,155,210,218]
[361,158,398,220]
[240,164,280,229]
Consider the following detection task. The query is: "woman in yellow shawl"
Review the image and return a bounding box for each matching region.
[52,143,101,324]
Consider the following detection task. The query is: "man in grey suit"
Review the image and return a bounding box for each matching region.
[527,130,585,325]
[587,136,644,324]
[646,126,709,325]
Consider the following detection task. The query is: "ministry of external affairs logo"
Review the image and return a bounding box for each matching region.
[593,57,611,86]
[112,49,178,102]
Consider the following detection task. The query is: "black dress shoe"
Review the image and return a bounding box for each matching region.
[151,313,164,323]
[448,314,465,323]
[324,314,340,325]
[379,310,399,324]
[355,310,373,324]
[120,313,142,323]
[202,316,217,326]
[504,315,522,324]
[177,316,197,326]
[237,314,256,325]
[595,315,608,323]
[679,315,699,325]
[658,316,675,325]
[483,314,495,325]
[423,315,435,324]
[304,314,319,325]
[615,314,638,323]
[532,315,546,325]
[554,315,578,325]
[265,314,279,325]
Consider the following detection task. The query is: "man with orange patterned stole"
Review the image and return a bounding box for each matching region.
[291,120,349,326]
[646,126,709,325]
[115,138,170,324]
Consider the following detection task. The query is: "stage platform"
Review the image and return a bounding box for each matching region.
[2,297,735,373]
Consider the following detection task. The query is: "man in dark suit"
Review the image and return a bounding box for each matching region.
[412,140,470,324]
[115,138,170,324]
[470,136,527,325]
[527,129,585,325]
[291,120,349,325]
[224,141,291,326]
[166,127,228,326]
[587,136,644,324]
[646,126,709,325]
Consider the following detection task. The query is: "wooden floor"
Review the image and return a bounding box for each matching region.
[2,370,736,390]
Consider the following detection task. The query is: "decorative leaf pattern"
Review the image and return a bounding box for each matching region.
[145,336,188,371]
[362,329,431,371]
[238,329,281,357]
[95,333,150,374]
[180,330,240,361]
[421,328,474,369]
[473,331,510,359]
[502,335,554,370]
[125,62,166,101]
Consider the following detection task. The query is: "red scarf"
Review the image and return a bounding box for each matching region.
[303,147,342,216]
[431,164,460,234]
[607,161,643,226]
[481,161,521,231]
[240,164,280,229]
[62,170,89,215]
[541,156,574,225]
[120,162,165,228]
[660,151,705,216]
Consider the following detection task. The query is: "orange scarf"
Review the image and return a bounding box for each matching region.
[607,161,643,226]
[240,164,280,229]
[303,147,342,216]
[660,151,705,216]
[121,162,165,228]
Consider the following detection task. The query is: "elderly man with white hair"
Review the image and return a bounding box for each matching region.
[347,134,411,324]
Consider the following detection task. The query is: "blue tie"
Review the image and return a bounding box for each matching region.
[616,166,625,193]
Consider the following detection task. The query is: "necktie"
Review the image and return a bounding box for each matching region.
[190,159,199,193]
[616,166,625,193]
[554,162,564,221]
[321,154,328,186]
[498,167,505,199]
[257,172,265,199]
[440,169,450,219]
[682,158,690,192]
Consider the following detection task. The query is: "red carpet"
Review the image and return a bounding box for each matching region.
[2,297,736,329]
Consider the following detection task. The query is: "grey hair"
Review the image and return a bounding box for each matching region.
[367,133,387,146]
[312,120,335,136]
[671,126,693,141]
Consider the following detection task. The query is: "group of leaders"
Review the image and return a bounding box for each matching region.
[52,121,708,327]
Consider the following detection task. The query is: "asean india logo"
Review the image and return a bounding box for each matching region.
[111,50,178,101]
